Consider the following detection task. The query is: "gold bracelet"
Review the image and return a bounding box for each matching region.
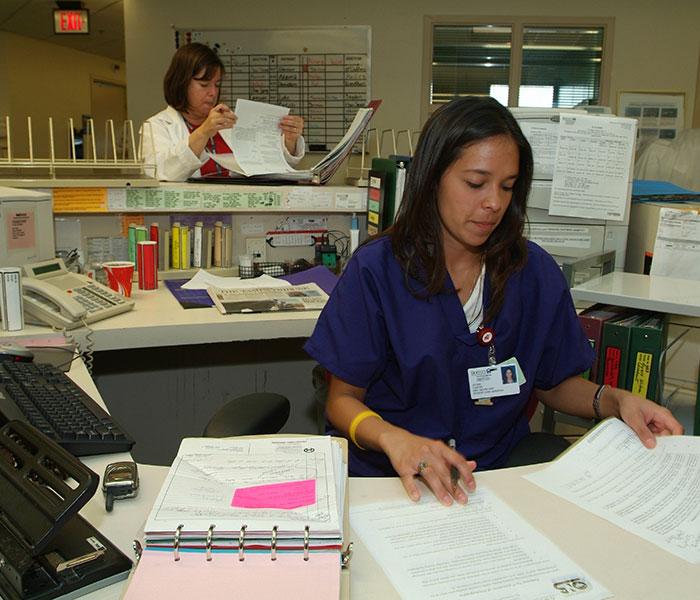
[348,409,382,450]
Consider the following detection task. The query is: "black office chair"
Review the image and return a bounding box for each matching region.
[202,392,291,438]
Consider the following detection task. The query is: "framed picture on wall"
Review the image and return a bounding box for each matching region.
[618,91,685,148]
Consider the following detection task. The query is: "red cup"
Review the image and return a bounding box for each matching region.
[137,241,158,290]
[102,261,134,297]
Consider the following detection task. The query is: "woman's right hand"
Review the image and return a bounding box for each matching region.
[378,427,477,506]
[199,103,236,138]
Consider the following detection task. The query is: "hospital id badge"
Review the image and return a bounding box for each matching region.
[468,357,525,402]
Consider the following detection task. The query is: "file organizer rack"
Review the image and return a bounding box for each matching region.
[0,116,156,186]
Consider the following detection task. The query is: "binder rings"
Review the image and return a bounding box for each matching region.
[124,435,350,599]
[0,420,132,600]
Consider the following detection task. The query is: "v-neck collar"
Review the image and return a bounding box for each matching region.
[437,271,492,347]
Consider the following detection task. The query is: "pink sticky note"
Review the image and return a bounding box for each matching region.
[231,479,316,509]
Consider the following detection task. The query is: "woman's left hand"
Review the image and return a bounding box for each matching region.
[616,390,684,447]
[279,115,304,154]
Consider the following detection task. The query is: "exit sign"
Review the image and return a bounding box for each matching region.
[53,9,89,34]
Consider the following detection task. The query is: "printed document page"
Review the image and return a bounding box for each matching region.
[145,436,341,541]
[649,207,700,279]
[210,99,294,176]
[520,120,559,180]
[526,418,700,563]
[351,487,610,600]
[549,114,636,221]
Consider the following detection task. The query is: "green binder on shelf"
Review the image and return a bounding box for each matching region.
[600,311,649,388]
[366,170,386,236]
[625,313,668,402]
[577,304,630,383]
[370,157,409,230]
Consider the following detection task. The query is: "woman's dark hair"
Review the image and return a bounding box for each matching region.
[163,43,224,112]
[390,96,533,322]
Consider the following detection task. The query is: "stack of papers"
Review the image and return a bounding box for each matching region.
[144,435,345,549]
[125,436,346,600]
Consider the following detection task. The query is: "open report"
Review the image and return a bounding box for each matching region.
[526,418,700,563]
[351,488,611,600]
[206,99,293,176]
[199,99,380,183]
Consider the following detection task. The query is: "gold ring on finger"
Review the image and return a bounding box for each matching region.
[417,461,429,475]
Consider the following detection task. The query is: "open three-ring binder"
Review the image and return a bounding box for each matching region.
[123,435,350,599]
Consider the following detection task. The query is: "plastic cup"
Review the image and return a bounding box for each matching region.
[102,261,135,297]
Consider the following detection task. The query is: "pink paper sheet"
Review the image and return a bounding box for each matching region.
[231,479,316,509]
[123,550,340,600]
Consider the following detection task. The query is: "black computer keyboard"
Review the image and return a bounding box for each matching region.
[0,361,135,457]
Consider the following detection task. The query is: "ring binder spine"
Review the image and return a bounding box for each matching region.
[270,526,278,561]
[133,540,143,563]
[206,524,215,561]
[238,525,247,561]
[173,524,183,562]
[160,523,335,563]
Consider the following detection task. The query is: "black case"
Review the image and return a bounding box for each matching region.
[0,420,132,599]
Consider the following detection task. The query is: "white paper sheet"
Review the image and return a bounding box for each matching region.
[649,207,700,279]
[181,269,289,290]
[145,436,341,541]
[223,99,293,176]
[527,224,593,251]
[350,487,611,600]
[520,120,559,180]
[526,418,700,563]
[549,114,636,221]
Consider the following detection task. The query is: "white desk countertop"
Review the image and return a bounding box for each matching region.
[17,355,700,600]
[77,465,699,600]
[571,271,700,317]
[0,284,320,351]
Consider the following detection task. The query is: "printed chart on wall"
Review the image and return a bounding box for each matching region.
[176,27,371,153]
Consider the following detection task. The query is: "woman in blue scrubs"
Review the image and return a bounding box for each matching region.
[304,97,682,506]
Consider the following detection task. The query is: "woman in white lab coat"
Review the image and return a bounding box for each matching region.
[142,43,305,181]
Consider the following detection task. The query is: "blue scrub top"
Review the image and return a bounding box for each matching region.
[304,236,593,476]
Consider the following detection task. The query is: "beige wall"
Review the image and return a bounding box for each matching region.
[124,0,700,138]
[0,32,126,158]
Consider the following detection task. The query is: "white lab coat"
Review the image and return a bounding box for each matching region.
[140,105,305,182]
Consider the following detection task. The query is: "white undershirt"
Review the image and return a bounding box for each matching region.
[462,263,486,334]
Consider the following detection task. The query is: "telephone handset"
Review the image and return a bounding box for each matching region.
[21,258,135,330]
[22,277,88,329]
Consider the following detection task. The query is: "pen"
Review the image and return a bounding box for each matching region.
[448,438,459,492]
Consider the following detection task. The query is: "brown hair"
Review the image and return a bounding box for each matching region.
[163,43,224,112]
[389,96,533,322]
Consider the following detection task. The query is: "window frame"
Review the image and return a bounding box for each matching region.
[421,15,615,123]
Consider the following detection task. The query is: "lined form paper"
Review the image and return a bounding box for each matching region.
[549,114,636,221]
[526,418,700,563]
[351,487,610,600]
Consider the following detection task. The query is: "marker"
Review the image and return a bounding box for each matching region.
[448,438,459,492]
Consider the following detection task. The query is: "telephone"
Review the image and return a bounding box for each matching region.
[21,258,135,330]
